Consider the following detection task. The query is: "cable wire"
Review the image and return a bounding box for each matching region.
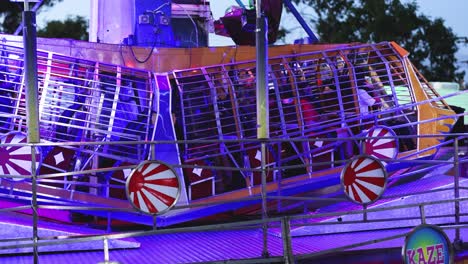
[129,41,156,64]
[173,3,199,48]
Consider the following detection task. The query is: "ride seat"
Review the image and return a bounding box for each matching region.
[183,159,215,200]
[245,146,276,187]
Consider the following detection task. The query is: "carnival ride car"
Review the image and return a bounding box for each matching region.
[0,38,464,226]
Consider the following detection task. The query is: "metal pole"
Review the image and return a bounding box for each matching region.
[419,205,426,225]
[23,1,41,262]
[276,143,282,212]
[103,237,110,263]
[106,212,112,233]
[281,217,294,264]
[363,204,367,221]
[256,0,268,140]
[151,143,156,160]
[256,0,270,258]
[31,146,39,264]
[454,138,461,242]
[260,142,269,258]
[14,0,45,35]
[24,0,30,11]
[23,8,40,143]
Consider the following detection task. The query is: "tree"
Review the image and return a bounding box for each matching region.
[0,0,63,33]
[421,18,464,81]
[290,0,464,82]
[1,1,87,41]
[37,16,88,41]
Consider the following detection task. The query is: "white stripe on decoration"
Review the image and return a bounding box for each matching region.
[9,157,36,166]
[144,183,178,198]
[373,148,394,157]
[141,188,168,212]
[142,163,160,175]
[353,182,371,203]
[8,161,34,173]
[6,163,20,175]
[347,185,356,201]
[372,138,393,147]
[356,169,384,178]
[145,169,175,181]
[137,191,149,213]
[355,179,382,194]
[8,147,31,155]
[354,158,373,172]
[10,134,23,144]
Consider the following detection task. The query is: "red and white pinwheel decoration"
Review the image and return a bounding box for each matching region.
[126,161,180,215]
[364,126,398,164]
[341,155,387,205]
[0,132,41,181]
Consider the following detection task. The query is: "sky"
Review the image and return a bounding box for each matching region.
[34,0,468,81]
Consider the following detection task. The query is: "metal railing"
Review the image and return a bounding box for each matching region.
[0,134,466,263]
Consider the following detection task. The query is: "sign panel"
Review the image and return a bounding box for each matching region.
[403,224,453,264]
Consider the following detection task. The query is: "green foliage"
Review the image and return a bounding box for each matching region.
[290,0,464,82]
[0,1,24,33]
[37,16,88,41]
[1,1,87,41]
[0,0,63,33]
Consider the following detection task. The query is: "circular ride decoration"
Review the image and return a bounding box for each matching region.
[0,132,41,181]
[340,155,387,205]
[363,125,398,164]
[126,160,180,215]
[402,224,453,264]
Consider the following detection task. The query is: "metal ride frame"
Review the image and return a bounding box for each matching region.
[0,1,463,263]
[1,32,467,240]
[0,134,466,263]
[1,38,464,188]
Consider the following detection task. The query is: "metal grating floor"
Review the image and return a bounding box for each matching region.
[0,225,466,264]
[289,173,468,237]
[0,156,465,263]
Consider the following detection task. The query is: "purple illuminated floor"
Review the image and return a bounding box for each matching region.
[0,226,466,264]
[0,155,466,263]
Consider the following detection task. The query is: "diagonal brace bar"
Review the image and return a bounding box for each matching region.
[283,0,319,43]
